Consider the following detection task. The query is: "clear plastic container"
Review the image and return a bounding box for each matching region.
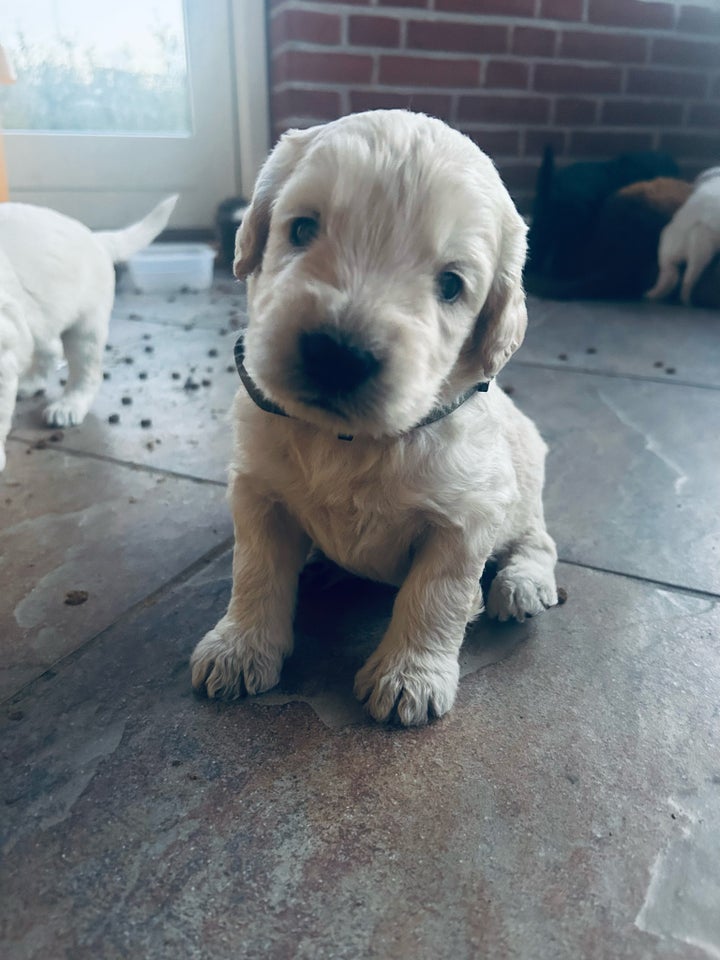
[127,243,216,293]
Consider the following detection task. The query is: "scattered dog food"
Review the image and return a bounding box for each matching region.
[144,345,154,354]
[502,385,515,396]
[140,418,152,428]
[60,379,67,386]
[129,313,142,321]
[139,372,148,380]
[558,353,568,361]
[219,328,228,336]
[123,357,134,365]
[208,348,218,357]
[108,413,120,424]
[49,431,64,442]
[201,379,211,387]
[226,365,235,373]
[142,333,152,340]
[654,361,664,368]
[184,378,200,391]
[586,347,597,354]
[103,371,111,380]
[121,397,132,406]
[665,367,676,375]
[171,372,181,380]
[105,344,113,352]
[64,590,89,606]
[557,587,568,605]
[33,439,48,450]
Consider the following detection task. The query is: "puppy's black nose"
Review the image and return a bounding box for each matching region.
[299,330,380,395]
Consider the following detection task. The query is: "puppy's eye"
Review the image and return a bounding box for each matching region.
[437,271,464,303]
[289,217,319,248]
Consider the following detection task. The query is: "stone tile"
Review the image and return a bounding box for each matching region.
[523,297,720,388]
[498,364,720,594]
[10,316,241,483]
[112,270,247,330]
[1,558,718,959]
[0,441,232,700]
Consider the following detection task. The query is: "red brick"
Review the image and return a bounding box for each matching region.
[555,98,598,124]
[652,36,720,69]
[601,99,683,126]
[588,0,674,30]
[379,55,479,87]
[525,129,567,157]
[559,30,647,63]
[687,102,720,127]
[406,20,508,54]
[627,67,707,98]
[457,95,550,124]
[466,130,521,157]
[540,0,583,20]
[512,27,556,58]
[349,15,400,47]
[485,60,529,89]
[271,9,341,47]
[273,50,373,85]
[534,63,622,94]
[273,87,342,122]
[437,0,534,15]
[676,5,720,33]
[349,90,452,118]
[660,131,720,159]
[569,130,655,156]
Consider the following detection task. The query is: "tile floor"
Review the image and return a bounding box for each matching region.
[1,276,719,960]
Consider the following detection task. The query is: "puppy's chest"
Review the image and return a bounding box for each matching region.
[266,442,430,584]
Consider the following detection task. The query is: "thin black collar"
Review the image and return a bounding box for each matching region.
[234,333,489,442]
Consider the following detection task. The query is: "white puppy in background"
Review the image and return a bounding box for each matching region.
[191,110,558,726]
[646,165,720,305]
[0,195,177,471]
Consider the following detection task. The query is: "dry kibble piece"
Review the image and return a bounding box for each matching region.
[208,348,218,357]
[49,432,64,442]
[558,353,568,361]
[140,418,152,428]
[139,371,148,380]
[586,347,597,354]
[654,361,664,368]
[665,367,676,375]
[108,413,120,424]
[64,590,89,606]
[103,371,111,380]
[171,372,181,380]
[121,396,132,406]
[557,587,568,605]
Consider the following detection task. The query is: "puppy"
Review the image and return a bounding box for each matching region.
[191,111,558,726]
[646,166,720,304]
[0,195,177,471]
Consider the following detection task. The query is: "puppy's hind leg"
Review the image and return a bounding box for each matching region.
[17,338,62,399]
[191,475,310,699]
[680,225,717,305]
[44,315,106,428]
[0,353,21,472]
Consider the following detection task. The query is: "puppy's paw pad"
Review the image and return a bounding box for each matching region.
[43,400,87,428]
[354,653,458,726]
[486,569,557,623]
[190,624,282,699]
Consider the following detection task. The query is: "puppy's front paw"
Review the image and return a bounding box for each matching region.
[354,649,459,726]
[486,567,557,623]
[190,618,284,699]
[43,398,89,428]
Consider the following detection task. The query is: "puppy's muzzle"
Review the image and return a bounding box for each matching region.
[299,329,380,399]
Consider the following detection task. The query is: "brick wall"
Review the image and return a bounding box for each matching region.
[267,0,720,212]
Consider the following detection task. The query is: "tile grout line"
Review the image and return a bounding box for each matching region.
[510,359,720,392]
[557,556,720,602]
[5,436,228,488]
[2,534,236,708]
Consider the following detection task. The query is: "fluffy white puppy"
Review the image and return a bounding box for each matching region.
[646,166,720,304]
[191,110,558,726]
[0,195,177,471]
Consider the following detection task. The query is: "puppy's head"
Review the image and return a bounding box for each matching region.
[236,110,528,438]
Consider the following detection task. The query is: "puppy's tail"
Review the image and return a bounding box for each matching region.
[94,194,179,263]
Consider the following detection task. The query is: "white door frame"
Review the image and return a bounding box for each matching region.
[3,0,269,228]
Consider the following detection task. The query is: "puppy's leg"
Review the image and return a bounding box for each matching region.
[0,353,21,472]
[354,526,489,726]
[191,475,310,698]
[44,317,106,428]
[486,520,557,623]
[17,339,62,399]
[646,262,681,301]
[680,225,717,305]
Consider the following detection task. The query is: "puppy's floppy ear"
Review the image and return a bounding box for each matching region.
[465,204,529,380]
[234,125,322,280]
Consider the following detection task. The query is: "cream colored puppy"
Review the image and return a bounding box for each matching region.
[647,166,720,305]
[191,111,557,725]
[0,195,177,471]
